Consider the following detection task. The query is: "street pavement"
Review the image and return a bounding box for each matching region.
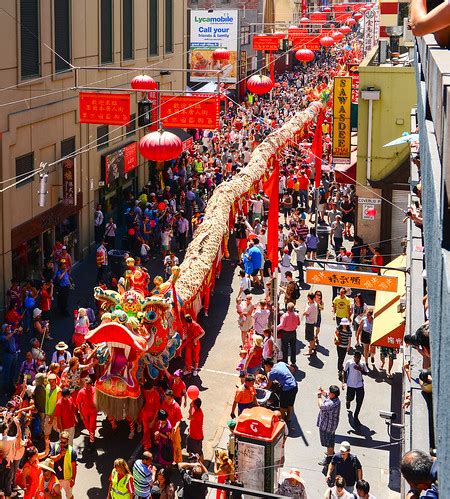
[36,242,402,498]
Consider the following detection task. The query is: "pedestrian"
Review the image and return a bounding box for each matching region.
[214,450,235,499]
[151,467,175,499]
[352,293,368,332]
[343,351,369,427]
[49,430,78,498]
[183,314,205,376]
[0,324,19,396]
[306,228,319,260]
[230,374,257,417]
[314,290,324,346]
[132,451,155,499]
[35,459,61,498]
[317,385,341,466]
[277,468,308,498]
[252,300,270,336]
[21,445,50,499]
[303,292,318,356]
[186,398,204,462]
[104,217,117,249]
[177,211,189,251]
[355,479,377,498]
[334,318,352,382]
[379,346,398,379]
[178,461,209,499]
[94,204,104,244]
[161,389,183,464]
[262,327,276,361]
[332,287,351,326]
[44,373,62,438]
[51,342,72,367]
[153,410,173,466]
[323,475,353,498]
[400,450,437,498]
[330,215,345,253]
[325,442,363,494]
[293,237,307,286]
[108,458,134,498]
[139,381,161,452]
[55,261,71,317]
[263,358,298,422]
[53,388,77,445]
[279,271,300,309]
[277,302,301,367]
[236,295,254,346]
[96,240,108,283]
[356,309,375,367]
[75,377,98,448]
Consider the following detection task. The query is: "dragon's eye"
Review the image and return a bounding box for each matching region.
[146,311,157,322]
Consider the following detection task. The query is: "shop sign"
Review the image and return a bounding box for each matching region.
[358,197,381,204]
[160,94,220,129]
[240,50,247,80]
[306,268,398,292]
[62,157,76,206]
[362,204,376,220]
[252,35,281,51]
[332,77,352,164]
[103,142,138,186]
[189,9,239,83]
[79,92,131,125]
[182,137,194,152]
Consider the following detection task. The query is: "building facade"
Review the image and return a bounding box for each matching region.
[0,0,187,309]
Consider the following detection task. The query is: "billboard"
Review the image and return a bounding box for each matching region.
[190,10,239,83]
[332,77,352,164]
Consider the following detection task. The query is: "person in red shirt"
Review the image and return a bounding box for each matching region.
[54,388,77,445]
[187,398,204,462]
[298,171,310,211]
[139,381,161,451]
[183,315,206,376]
[39,280,53,321]
[368,244,384,273]
[160,389,183,463]
[162,368,187,407]
[75,378,98,447]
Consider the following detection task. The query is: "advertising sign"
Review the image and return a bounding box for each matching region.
[332,77,352,164]
[103,142,138,186]
[79,92,130,125]
[62,157,76,206]
[160,94,220,129]
[306,268,398,292]
[252,35,280,51]
[190,9,239,83]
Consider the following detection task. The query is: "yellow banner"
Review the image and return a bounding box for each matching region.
[306,268,398,292]
[332,77,352,164]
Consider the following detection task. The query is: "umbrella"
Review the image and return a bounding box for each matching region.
[383,132,419,147]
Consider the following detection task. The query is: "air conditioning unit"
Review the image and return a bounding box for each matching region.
[403,17,414,46]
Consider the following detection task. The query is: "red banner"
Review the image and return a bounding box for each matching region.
[79,92,130,125]
[147,84,159,132]
[290,35,321,51]
[160,94,220,129]
[252,35,281,51]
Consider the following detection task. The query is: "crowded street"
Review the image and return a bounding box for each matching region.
[0,1,442,498]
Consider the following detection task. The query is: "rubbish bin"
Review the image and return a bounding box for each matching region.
[108,249,128,278]
[316,225,331,258]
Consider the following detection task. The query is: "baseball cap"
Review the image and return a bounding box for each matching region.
[339,441,351,452]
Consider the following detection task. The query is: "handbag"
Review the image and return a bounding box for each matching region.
[334,330,341,346]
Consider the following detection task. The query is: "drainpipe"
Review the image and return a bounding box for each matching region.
[361,88,381,185]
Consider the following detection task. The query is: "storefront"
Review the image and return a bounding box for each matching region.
[11,192,83,283]
[98,141,140,224]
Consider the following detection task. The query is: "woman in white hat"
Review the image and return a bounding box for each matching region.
[277,468,307,498]
[51,342,71,367]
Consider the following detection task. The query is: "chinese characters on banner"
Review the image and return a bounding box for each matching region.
[252,35,281,51]
[160,94,220,129]
[62,157,76,206]
[289,34,321,51]
[79,92,131,125]
[332,77,352,164]
[147,85,159,132]
[305,268,398,292]
[103,142,138,186]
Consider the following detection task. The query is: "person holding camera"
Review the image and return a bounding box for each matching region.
[178,460,209,499]
[317,385,341,467]
[0,324,19,396]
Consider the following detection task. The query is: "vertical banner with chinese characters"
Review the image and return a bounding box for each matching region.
[160,95,220,129]
[332,77,352,164]
[79,93,131,125]
[62,157,76,206]
[189,10,239,83]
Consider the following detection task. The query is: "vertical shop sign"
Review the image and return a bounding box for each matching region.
[62,157,76,206]
[332,77,352,164]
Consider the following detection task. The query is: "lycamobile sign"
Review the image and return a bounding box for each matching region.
[190,9,238,84]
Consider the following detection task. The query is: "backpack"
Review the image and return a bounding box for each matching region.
[292,282,301,300]
[96,249,105,267]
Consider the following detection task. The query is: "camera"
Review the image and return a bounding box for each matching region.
[404,322,429,349]
[379,410,396,421]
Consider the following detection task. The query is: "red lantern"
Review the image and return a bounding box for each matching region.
[139,130,183,161]
[320,36,335,48]
[295,48,315,63]
[131,75,157,91]
[339,25,352,35]
[346,18,356,26]
[187,385,199,400]
[300,16,310,23]
[212,48,230,61]
[354,12,363,20]
[246,74,274,95]
[332,31,344,42]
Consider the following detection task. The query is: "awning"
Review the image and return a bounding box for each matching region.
[371,255,407,347]
[169,128,194,152]
[334,147,357,184]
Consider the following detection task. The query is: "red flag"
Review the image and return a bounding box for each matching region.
[263,161,280,270]
[312,110,325,188]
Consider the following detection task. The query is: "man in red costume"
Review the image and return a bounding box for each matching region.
[139,381,161,452]
[76,378,98,448]
[183,315,206,376]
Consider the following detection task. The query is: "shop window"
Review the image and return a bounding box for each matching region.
[126,114,136,136]
[123,0,134,60]
[97,125,109,150]
[12,236,41,283]
[20,0,40,79]
[61,136,75,157]
[149,0,158,56]
[165,0,173,53]
[101,0,113,64]
[54,0,71,72]
[56,214,79,262]
[15,153,35,187]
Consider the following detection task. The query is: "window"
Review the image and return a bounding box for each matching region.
[165,0,173,53]
[126,114,136,136]
[15,153,35,187]
[61,136,75,157]
[101,0,113,64]
[54,0,71,72]
[149,0,158,56]
[123,0,134,60]
[20,0,40,79]
[97,125,109,150]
